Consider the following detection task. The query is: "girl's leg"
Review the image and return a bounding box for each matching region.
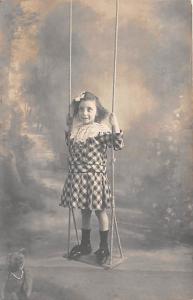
[68,209,92,259]
[80,209,92,250]
[81,209,92,229]
[95,209,110,264]
[95,209,109,231]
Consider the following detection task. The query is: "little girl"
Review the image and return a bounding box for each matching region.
[60,91,123,265]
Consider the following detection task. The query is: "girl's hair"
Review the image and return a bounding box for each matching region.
[71,91,109,122]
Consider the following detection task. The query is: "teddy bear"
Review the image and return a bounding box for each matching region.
[0,249,32,300]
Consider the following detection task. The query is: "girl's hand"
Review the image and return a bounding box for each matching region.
[109,113,120,133]
[66,113,73,129]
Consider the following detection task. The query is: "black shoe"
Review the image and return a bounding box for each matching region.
[69,243,92,259]
[95,247,110,265]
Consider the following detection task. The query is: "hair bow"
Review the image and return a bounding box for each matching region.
[74,91,86,102]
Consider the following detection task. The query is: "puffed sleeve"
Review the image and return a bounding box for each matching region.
[96,130,124,151]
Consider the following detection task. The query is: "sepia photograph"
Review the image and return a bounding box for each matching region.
[0,0,192,299]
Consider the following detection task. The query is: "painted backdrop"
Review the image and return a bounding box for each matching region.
[0,0,192,256]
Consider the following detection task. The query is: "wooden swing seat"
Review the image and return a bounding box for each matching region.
[62,252,125,270]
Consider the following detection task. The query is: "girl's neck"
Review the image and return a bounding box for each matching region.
[79,122,95,127]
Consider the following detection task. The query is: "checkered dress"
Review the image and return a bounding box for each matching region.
[60,126,123,210]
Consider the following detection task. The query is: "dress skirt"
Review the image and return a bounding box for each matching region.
[60,126,123,211]
[61,171,112,210]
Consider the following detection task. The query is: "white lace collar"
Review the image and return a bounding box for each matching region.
[70,122,111,142]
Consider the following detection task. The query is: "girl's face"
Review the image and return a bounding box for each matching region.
[78,100,97,125]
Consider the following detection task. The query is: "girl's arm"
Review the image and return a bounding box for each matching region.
[109,113,120,133]
[109,113,124,150]
[97,114,124,150]
[65,113,73,132]
[64,113,73,145]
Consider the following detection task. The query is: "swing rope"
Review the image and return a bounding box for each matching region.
[67,0,80,257]
[67,0,123,266]
[111,0,119,114]
[69,0,72,114]
[110,0,123,265]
